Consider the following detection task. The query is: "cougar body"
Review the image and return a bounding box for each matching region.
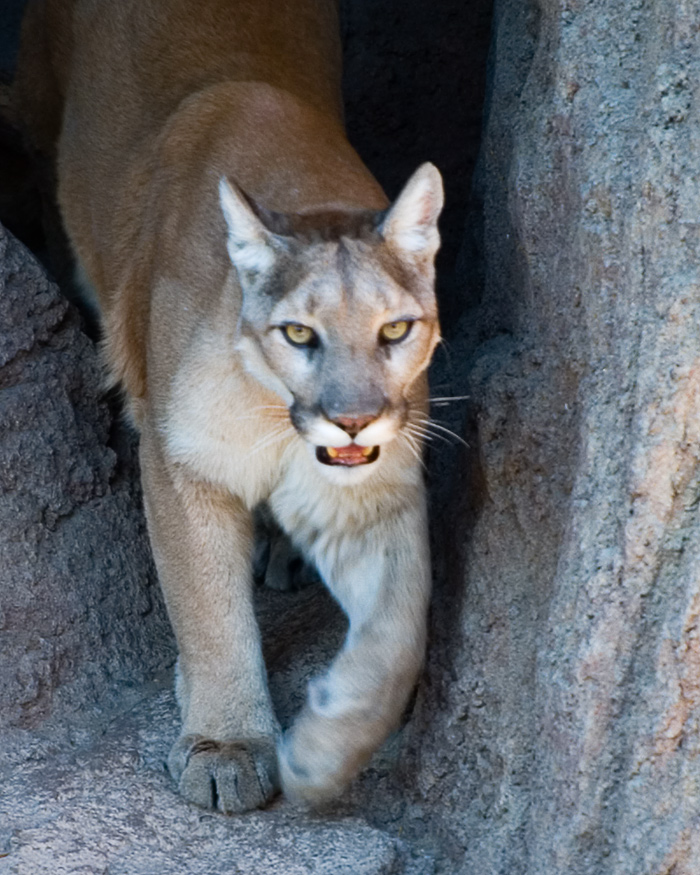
[17,0,443,811]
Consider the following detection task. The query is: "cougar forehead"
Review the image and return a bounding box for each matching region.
[268,236,434,330]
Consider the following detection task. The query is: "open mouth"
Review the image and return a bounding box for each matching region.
[316,444,380,467]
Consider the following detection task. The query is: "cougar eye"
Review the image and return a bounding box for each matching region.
[283,323,318,347]
[379,320,412,344]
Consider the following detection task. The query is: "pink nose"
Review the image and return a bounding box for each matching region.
[333,414,375,437]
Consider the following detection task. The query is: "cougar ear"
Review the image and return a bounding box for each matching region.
[380,162,443,262]
[219,177,277,279]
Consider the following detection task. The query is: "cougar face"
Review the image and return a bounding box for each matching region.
[220,164,443,481]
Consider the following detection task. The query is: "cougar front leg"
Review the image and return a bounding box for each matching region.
[140,425,279,813]
[277,497,431,805]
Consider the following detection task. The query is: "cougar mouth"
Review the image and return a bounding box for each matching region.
[316,444,380,467]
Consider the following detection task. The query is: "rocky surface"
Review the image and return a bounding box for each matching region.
[399,0,700,873]
[0,225,174,730]
[0,680,431,875]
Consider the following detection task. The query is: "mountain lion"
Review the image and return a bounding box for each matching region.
[16,0,443,811]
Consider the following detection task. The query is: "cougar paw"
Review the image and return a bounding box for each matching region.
[168,734,279,813]
[277,721,349,807]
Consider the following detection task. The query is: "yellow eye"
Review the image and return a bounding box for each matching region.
[380,320,411,343]
[284,323,316,346]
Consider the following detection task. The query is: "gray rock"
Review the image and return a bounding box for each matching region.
[0,224,174,729]
[400,1,700,873]
[0,685,404,875]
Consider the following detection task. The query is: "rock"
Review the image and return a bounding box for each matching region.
[0,686,410,875]
[400,1,700,873]
[0,223,174,729]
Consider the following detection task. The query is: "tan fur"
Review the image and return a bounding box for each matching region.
[16,0,443,811]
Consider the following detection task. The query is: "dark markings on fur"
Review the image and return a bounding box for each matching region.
[190,738,220,755]
[251,200,383,243]
[377,244,426,297]
[290,399,322,433]
[188,738,221,761]
[258,257,309,303]
[314,685,330,708]
[336,238,353,300]
[232,769,240,802]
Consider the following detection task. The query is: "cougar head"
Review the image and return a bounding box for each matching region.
[219,163,443,482]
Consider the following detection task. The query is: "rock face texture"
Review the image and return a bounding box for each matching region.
[1,683,427,875]
[0,224,173,730]
[402,0,700,872]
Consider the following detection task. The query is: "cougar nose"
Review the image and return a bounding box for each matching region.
[333,414,376,438]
